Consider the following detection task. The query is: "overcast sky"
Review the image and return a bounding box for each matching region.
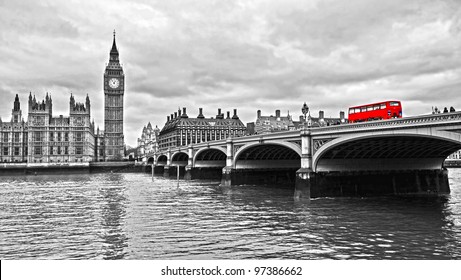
[1,0,460,147]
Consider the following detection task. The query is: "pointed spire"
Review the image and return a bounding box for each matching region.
[110,29,119,56]
[13,94,20,111]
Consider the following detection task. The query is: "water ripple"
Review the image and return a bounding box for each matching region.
[1,171,461,259]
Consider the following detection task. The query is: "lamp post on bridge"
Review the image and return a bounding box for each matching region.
[302,102,309,128]
[295,102,314,201]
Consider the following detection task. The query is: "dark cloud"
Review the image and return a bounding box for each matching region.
[1,0,460,146]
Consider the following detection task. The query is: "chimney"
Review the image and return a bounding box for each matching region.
[276,110,280,118]
[181,107,188,118]
[167,116,170,122]
[216,108,223,119]
[299,115,304,122]
[319,110,324,119]
[340,111,345,120]
[232,109,238,119]
[171,113,174,120]
[226,111,230,119]
[197,108,204,118]
[178,109,181,117]
[257,110,261,118]
[174,112,178,118]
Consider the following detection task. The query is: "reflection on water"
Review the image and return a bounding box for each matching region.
[98,174,128,260]
[1,170,461,259]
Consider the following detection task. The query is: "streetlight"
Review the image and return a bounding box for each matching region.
[301,102,309,128]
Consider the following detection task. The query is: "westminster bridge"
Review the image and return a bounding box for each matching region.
[143,112,461,198]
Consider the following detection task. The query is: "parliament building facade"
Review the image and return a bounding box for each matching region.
[0,33,125,163]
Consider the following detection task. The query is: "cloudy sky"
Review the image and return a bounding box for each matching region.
[1,0,460,146]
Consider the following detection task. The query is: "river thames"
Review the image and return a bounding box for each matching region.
[1,169,461,260]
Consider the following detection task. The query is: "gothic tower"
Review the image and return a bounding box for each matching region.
[11,94,22,123]
[103,31,125,161]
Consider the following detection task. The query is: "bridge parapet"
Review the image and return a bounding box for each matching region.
[313,112,461,134]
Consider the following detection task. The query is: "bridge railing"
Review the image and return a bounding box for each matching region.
[312,112,461,133]
[145,112,461,157]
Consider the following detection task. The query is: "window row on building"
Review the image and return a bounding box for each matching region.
[0,93,110,163]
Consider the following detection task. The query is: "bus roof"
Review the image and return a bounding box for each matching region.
[348,101,401,109]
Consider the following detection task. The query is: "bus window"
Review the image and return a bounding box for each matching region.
[380,103,386,109]
[390,102,400,106]
[373,105,380,110]
[349,109,354,114]
[361,107,366,112]
[367,106,373,111]
[354,108,361,113]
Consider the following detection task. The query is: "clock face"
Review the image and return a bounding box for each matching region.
[108,78,120,89]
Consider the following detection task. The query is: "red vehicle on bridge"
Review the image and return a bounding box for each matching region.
[348,101,402,123]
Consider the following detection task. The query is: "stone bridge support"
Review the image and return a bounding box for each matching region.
[163,149,172,178]
[294,127,314,200]
[221,138,234,186]
[184,145,194,180]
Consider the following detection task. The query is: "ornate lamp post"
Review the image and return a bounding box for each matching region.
[301,102,309,128]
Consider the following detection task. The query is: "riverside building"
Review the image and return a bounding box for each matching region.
[0,93,96,163]
[1,32,126,163]
[158,108,246,150]
[0,95,28,163]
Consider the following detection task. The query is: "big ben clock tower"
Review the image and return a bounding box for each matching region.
[103,31,125,161]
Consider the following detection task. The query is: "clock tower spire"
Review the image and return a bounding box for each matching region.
[110,30,119,61]
[103,30,125,161]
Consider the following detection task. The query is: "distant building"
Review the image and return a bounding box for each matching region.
[137,122,160,157]
[293,110,347,129]
[95,128,105,162]
[246,122,255,135]
[250,110,347,135]
[448,150,461,160]
[158,108,246,150]
[254,110,296,134]
[250,109,347,135]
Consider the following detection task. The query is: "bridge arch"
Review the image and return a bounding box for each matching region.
[313,132,461,172]
[147,157,154,164]
[233,142,301,169]
[157,154,168,166]
[171,151,189,166]
[193,147,227,168]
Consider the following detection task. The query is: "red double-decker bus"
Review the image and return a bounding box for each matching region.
[348,101,402,123]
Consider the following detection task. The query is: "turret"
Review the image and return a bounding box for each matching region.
[70,93,75,108]
[86,94,91,113]
[13,94,20,111]
[11,94,22,123]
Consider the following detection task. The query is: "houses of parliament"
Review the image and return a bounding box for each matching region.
[0,33,125,163]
